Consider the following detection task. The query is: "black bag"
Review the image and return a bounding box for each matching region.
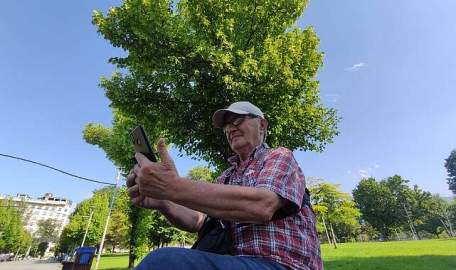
[191,173,232,254]
[191,216,231,254]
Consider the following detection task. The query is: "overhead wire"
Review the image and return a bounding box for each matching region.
[0,153,115,186]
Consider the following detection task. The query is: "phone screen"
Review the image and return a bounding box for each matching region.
[130,125,158,162]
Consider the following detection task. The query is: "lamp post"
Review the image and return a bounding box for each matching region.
[95,171,120,270]
[81,206,96,247]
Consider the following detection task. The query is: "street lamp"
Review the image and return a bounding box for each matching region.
[81,206,96,247]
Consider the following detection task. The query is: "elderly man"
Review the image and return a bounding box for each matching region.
[127,102,323,270]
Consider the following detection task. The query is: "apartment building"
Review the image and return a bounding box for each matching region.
[0,193,72,236]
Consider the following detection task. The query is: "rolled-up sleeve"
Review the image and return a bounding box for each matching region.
[255,147,306,214]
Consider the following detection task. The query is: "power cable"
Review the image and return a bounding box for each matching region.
[0,153,115,186]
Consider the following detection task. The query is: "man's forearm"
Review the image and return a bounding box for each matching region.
[169,178,282,223]
[160,201,205,233]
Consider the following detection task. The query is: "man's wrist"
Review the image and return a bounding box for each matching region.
[168,175,185,202]
[159,200,172,214]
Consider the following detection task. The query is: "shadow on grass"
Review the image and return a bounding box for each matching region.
[325,255,456,270]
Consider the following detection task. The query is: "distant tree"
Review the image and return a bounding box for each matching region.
[58,186,127,253]
[310,183,361,248]
[449,199,456,233]
[105,212,129,253]
[187,166,215,183]
[106,188,131,253]
[353,177,407,240]
[36,219,60,242]
[426,195,454,237]
[385,176,430,240]
[37,241,48,258]
[0,200,32,253]
[445,149,456,194]
[359,221,379,241]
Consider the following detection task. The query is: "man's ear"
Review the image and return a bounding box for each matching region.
[260,118,268,132]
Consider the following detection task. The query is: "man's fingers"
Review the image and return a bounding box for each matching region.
[157,138,174,165]
[132,195,145,206]
[133,164,141,176]
[126,171,136,187]
[135,153,150,168]
[128,184,140,199]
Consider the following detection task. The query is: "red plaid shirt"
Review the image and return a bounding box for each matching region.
[217,143,323,270]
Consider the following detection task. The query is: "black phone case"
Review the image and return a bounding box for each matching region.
[130,125,158,162]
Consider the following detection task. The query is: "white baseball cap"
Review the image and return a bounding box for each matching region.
[212,101,264,128]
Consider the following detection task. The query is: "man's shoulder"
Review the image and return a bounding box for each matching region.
[264,146,293,157]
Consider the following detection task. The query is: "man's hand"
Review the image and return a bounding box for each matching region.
[133,138,180,201]
[126,169,168,210]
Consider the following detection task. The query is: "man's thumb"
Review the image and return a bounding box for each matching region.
[157,138,173,164]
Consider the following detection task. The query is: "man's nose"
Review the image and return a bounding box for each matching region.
[224,124,236,136]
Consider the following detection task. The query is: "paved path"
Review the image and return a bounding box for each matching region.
[0,260,62,270]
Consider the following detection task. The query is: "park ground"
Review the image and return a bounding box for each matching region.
[91,238,455,270]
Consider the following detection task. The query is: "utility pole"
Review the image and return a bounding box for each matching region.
[95,171,120,270]
[81,206,96,247]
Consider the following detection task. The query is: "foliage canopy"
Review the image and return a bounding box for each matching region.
[90,0,340,170]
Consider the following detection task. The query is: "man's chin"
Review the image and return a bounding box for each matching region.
[230,138,244,151]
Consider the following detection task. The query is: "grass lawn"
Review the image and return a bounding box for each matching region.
[91,253,131,270]
[322,238,456,270]
[93,238,456,269]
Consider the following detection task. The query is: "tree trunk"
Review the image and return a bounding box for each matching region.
[329,222,338,249]
[444,212,454,237]
[128,252,135,268]
[382,227,389,241]
[322,218,332,246]
[438,217,451,236]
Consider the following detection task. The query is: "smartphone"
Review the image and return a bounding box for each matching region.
[130,125,158,162]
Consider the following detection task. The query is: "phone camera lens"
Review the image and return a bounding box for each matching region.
[136,139,141,146]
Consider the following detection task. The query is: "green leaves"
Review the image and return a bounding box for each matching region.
[310,182,361,243]
[0,200,32,253]
[444,149,456,194]
[36,219,60,242]
[90,0,340,171]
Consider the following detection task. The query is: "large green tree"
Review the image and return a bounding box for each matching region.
[353,177,408,240]
[445,149,456,194]
[90,0,339,170]
[87,0,340,266]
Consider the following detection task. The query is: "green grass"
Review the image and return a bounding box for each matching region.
[91,253,130,270]
[322,238,456,270]
[92,239,456,269]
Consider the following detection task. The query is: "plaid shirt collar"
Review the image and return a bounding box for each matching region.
[227,143,270,171]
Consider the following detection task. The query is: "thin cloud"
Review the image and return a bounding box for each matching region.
[323,94,340,102]
[344,62,365,72]
[350,165,381,180]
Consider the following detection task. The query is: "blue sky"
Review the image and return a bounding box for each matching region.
[1,0,455,207]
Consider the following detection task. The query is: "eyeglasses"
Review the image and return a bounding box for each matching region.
[223,114,260,133]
